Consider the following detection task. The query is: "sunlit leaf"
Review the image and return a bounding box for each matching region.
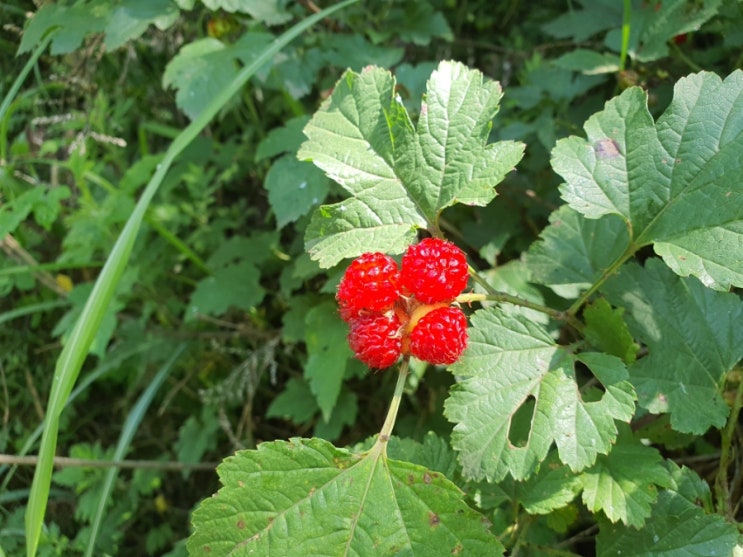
[188,438,501,556]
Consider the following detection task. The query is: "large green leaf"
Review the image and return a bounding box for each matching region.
[515,451,582,515]
[523,204,629,296]
[162,33,274,120]
[601,259,743,434]
[444,309,635,482]
[304,302,353,422]
[596,464,738,557]
[299,61,524,267]
[18,2,109,55]
[18,0,179,55]
[264,156,330,229]
[104,0,179,51]
[553,71,743,290]
[582,298,637,364]
[579,425,671,527]
[187,438,501,556]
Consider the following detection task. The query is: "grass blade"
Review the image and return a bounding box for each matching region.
[84,344,186,557]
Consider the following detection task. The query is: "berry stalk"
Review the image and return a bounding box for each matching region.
[376,357,410,449]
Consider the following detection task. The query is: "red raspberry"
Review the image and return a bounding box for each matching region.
[348,313,402,369]
[401,238,468,303]
[337,253,400,322]
[409,307,467,365]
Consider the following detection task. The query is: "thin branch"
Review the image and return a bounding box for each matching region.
[0,453,218,472]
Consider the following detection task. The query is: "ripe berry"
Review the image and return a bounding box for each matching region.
[401,238,468,303]
[337,252,400,321]
[348,313,402,369]
[409,306,467,365]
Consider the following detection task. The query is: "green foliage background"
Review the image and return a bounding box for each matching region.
[1,0,742,555]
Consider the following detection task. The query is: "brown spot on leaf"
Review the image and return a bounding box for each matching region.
[407,474,415,485]
[423,472,432,484]
[204,546,211,553]
[238,480,244,488]
[451,544,464,554]
[236,519,246,530]
[594,138,620,159]
[429,512,440,527]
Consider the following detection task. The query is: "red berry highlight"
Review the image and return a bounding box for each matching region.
[337,252,400,322]
[401,238,468,303]
[409,306,468,365]
[348,313,402,369]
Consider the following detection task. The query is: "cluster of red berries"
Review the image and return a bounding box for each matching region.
[337,238,470,369]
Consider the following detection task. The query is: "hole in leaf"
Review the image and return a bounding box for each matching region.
[508,396,536,448]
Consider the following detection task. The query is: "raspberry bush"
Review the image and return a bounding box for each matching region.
[189,61,743,557]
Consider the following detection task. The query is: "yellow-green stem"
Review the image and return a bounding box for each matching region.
[457,286,583,333]
[376,358,410,451]
[714,369,743,518]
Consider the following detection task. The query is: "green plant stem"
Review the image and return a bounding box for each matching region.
[377,358,410,446]
[714,369,743,519]
[0,453,216,471]
[670,41,704,72]
[462,270,584,332]
[619,0,631,71]
[566,241,637,317]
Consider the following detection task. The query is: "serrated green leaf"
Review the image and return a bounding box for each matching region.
[387,432,459,478]
[404,61,523,213]
[266,377,319,424]
[0,186,70,237]
[306,199,420,268]
[264,156,330,228]
[596,470,737,557]
[255,116,310,162]
[18,2,110,55]
[322,34,404,72]
[187,438,501,556]
[445,309,635,482]
[553,71,743,290]
[314,390,357,442]
[104,0,178,50]
[602,259,743,434]
[162,32,274,119]
[280,294,321,344]
[304,302,352,422]
[583,298,638,364]
[187,261,265,318]
[523,205,629,296]
[174,407,220,477]
[207,232,278,269]
[580,425,671,528]
[541,0,620,42]
[664,462,714,511]
[516,451,582,515]
[605,0,722,63]
[299,61,524,267]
